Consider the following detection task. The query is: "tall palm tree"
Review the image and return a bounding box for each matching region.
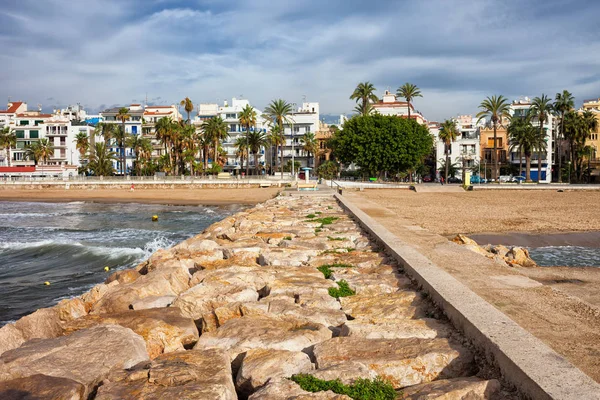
[86,142,116,176]
[238,105,257,176]
[267,125,284,176]
[438,120,458,181]
[116,107,130,175]
[138,137,153,175]
[553,90,575,183]
[180,124,198,174]
[247,129,267,175]
[26,138,53,166]
[300,131,318,168]
[74,132,89,163]
[476,95,511,181]
[0,126,17,167]
[508,114,537,182]
[155,117,174,173]
[397,83,422,119]
[180,97,194,124]
[202,117,228,168]
[529,95,553,183]
[113,126,128,174]
[264,99,293,178]
[350,82,379,117]
[127,134,151,176]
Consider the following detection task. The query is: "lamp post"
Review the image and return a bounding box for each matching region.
[291,103,296,180]
[567,161,571,184]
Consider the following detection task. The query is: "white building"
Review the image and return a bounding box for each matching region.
[279,102,320,170]
[508,97,554,183]
[435,115,483,177]
[99,104,145,174]
[371,90,427,125]
[142,105,182,160]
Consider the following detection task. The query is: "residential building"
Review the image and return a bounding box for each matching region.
[435,115,482,178]
[142,105,182,159]
[316,120,334,167]
[508,97,554,182]
[0,101,27,129]
[371,90,427,125]
[280,102,320,170]
[479,123,509,173]
[99,104,145,174]
[581,98,600,181]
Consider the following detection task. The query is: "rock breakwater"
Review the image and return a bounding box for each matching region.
[0,195,503,399]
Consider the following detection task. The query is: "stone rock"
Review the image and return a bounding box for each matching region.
[95,349,237,400]
[505,247,538,268]
[13,308,64,342]
[340,292,427,322]
[246,299,347,328]
[105,269,141,285]
[259,248,320,267]
[130,295,176,310]
[190,266,274,292]
[452,234,478,246]
[490,245,510,259]
[331,270,411,295]
[0,325,24,357]
[172,282,258,321]
[340,319,451,340]
[0,374,85,400]
[200,302,266,333]
[62,307,198,359]
[236,349,313,396]
[400,377,501,399]
[81,282,117,312]
[313,337,474,389]
[195,315,332,367]
[296,293,341,310]
[266,275,334,297]
[185,239,220,253]
[0,325,149,397]
[248,378,352,400]
[463,244,493,258]
[309,361,377,385]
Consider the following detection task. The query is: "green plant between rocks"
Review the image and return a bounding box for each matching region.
[315,228,322,234]
[317,263,354,279]
[327,236,346,241]
[314,216,338,225]
[283,236,292,240]
[290,374,396,400]
[328,280,355,298]
[306,213,316,219]
[315,211,322,215]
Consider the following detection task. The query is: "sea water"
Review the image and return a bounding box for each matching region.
[0,201,240,325]
[528,247,600,267]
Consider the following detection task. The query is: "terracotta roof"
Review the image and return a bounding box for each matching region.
[372,101,414,110]
[147,105,174,109]
[17,113,52,118]
[130,104,141,106]
[0,101,24,114]
[0,166,36,173]
[143,111,172,116]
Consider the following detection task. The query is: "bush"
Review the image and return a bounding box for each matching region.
[328,280,355,298]
[317,263,354,279]
[290,374,396,400]
[317,160,339,180]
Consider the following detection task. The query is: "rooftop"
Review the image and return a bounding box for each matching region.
[0,101,24,114]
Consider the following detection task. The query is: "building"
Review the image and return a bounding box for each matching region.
[316,120,334,167]
[435,115,482,178]
[507,97,554,183]
[99,104,145,174]
[280,102,320,170]
[479,123,509,176]
[142,105,182,160]
[371,90,427,125]
[581,98,600,181]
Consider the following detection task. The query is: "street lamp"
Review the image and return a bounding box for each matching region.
[291,103,297,180]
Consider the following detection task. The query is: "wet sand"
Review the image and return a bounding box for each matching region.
[0,188,282,206]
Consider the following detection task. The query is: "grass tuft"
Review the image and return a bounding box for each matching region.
[283,236,292,240]
[314,216,338,225]
[306,213,316,219]
[290,374,396,400]
[328,280,355,298]
[317,265,333,279]
[315,228,322,234]
[327,236,346,241]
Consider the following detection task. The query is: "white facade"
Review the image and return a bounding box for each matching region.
[435,115,483,177]
[371,90,427,125]
[100,104,145,174]
[279,102,320,169]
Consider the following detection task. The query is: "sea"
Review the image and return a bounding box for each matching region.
[0,201,240,326]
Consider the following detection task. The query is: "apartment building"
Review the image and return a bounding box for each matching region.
[435,115,482,177]
[582,98,600,181]
[100,104,145,174]
[142,105,182,159]
[371,90,427,125]
[280,102,320,170]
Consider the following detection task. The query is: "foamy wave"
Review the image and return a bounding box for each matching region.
[0,239,156,260]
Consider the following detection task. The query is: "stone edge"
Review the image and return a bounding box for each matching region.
[334,193,600,400]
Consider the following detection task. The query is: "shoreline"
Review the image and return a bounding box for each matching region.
[468,231,600,249]
[0,187,281,206]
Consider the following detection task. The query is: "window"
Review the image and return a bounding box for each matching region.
[306,126,311,133]
[230,124,237,132]
[293,126,300,133]
[226,113,236,119]
[132,126,137,134]
[15,130,25,139]
[19,120,29,126]
[29,131,39,139]
[34,120,43,126]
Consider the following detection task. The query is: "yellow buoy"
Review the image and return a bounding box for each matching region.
[152,215,159,222]
[44,281,50,286]
[104,266,110,272]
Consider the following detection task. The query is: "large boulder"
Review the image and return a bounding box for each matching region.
[246,299,347,328]
[195,315,332,367]
[313,337,474,389]
[331,270,411,295]
[259,248,319,267]
[0,325,149,397]
[400,377,501,399]
[62,307,198,358]
[248,378,351,400]
[0,374,85,400]
[265,275,333,297]
[95,349,236,400]
[308,361,377,385]
[130,295,176,310]
[505,247,538,268]
[340,292,427,322]
[0,325,25,357]
[236,349,313,396]
[340,319,451,340]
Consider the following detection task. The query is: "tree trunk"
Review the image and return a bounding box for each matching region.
[254,152,259,176]
[558,115,564,183]
[245,127,250,177]
[525,155,531,182]
[537,122,543,183]
[121,121,126,176]
[519,149,523,179]
[492,121,498,181]
[407,101,411,119]
[280,143,284,179]
[445,146,450,181]
[7,146,11,167]
[214,139,218,168]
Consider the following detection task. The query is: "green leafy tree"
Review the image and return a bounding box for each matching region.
[396,83,422,118]
[476,95,511,181]
[316,160,339,179]
[264,99,293,178]
[0,126,17,167]
[127,134,152,176]
[238,104,257,176]
[553,90,575,182]
[180,97,194,123]
[116,107,130,175]
[438,119,458,181]
[234,136,248,173]
[508,114,537,182]
[25,139,53,166]
[331,114,433,177]
[529,94,553,182]
[267,125,284,175]
[350,82,378,117]
[437,158,460,179]
[202,116,228,167]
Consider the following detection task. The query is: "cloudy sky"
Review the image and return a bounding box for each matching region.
[1,0,599,121]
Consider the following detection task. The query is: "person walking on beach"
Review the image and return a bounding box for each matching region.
[440,176,444,185]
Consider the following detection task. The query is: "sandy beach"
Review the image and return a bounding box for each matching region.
[0,187,281,206]
[355,189,600,236]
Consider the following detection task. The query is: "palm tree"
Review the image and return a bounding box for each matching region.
[74,132,89,163]
[155,117,174,173]
[238,105,257,176]
[202,117,228,168]
[180,124,198,174]
[25,138,53,166]
[264,99,293,178]
[300,131,318,168]
[127,134,151,176]
[267,125,284,176]
[529,95,553,183]
[137,137,153,175]
[476,95,511,181]
[553,90,575,183]
[116,107,130,175]
[234,136,248,174]
[438,120,458,181]
[0,126,16,167]
[86,142,116,176]
[180,97,194,124]
[247,129,267,175]
[350,82,379,117]
[508,114,537,182]
[397,83,422,119]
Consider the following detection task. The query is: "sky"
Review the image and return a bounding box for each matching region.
[1,0,599,121]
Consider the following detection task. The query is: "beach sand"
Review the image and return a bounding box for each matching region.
[354,189,600,236]
[0,187,282,206]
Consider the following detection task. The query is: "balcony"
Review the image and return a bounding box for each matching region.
[47,129,68,136]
